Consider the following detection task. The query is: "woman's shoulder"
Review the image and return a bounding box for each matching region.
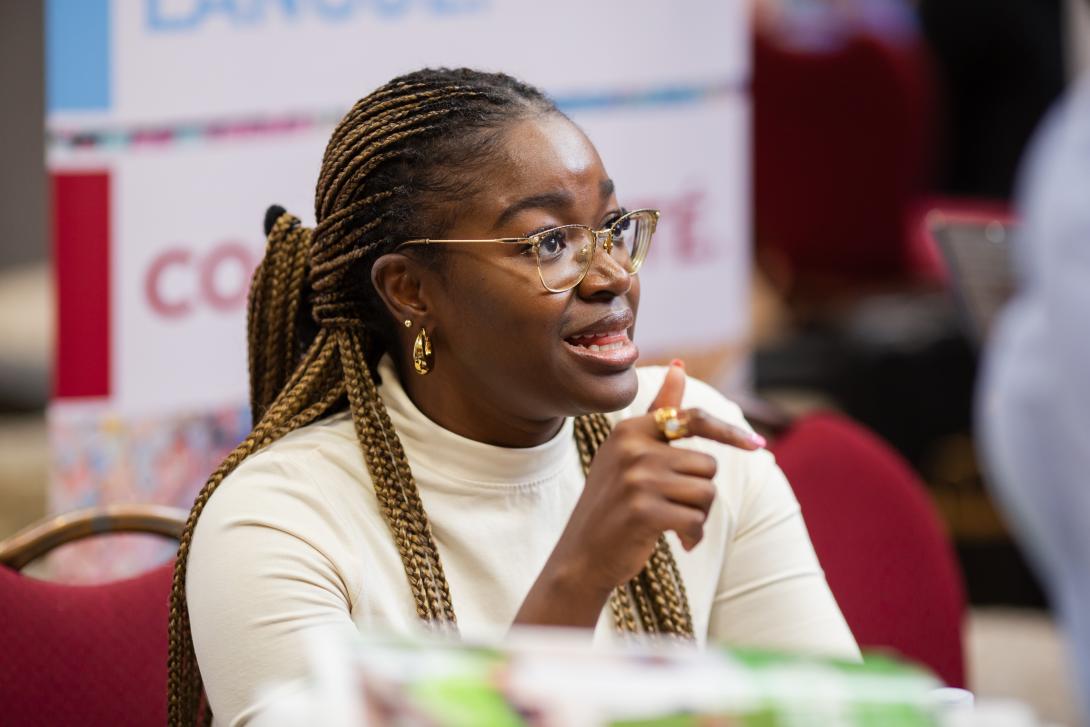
[196,411,369,533]
[225,410,360,482]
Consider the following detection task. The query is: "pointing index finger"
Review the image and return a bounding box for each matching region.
[641,360,767,451]
[648,359,686,413]
[682,408,767,451]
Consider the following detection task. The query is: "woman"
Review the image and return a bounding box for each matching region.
[171,68,858,726]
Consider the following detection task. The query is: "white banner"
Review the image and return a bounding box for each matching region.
[46,0,750,579]
[51,0,746,127]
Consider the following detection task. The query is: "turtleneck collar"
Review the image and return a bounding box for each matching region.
[329,356,576,489]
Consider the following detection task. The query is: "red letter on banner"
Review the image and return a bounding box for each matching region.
[199,242,255,312]
[145,248,194,318]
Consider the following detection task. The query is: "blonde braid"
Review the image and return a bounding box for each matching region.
[337,325,456,624]
[169,328,345,726]
[655,538,695,636]
[631,573,660,634]
[574,415,639,635]
[642,557,681,634]
[321,83,447,156]
[575,411,696,640]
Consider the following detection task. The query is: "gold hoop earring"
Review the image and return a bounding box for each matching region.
[412,328,433,375]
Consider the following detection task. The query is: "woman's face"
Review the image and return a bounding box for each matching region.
[409,114,642,427]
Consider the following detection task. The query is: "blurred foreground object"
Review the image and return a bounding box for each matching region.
[770,412,967,688]
[978,72,1090,723]
[254,630,951,727]
[0,504,185,726]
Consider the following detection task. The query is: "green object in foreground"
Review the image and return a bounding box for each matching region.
[357,637,942,727]
[411,677,526,727]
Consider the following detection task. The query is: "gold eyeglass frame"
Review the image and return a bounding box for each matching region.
[396,208,661,293]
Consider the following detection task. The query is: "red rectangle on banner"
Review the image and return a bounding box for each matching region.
[53,172,110,399]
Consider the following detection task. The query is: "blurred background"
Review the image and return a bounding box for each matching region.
[1,0,1088,724]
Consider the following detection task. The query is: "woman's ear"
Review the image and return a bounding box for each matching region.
[371,252,430,325]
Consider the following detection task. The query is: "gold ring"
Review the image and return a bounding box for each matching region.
[652,406,689,441]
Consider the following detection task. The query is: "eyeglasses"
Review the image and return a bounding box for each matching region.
[396,208,660,293]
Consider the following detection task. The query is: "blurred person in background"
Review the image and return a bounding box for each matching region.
[977,5,1090,718]
[171,68,858,727]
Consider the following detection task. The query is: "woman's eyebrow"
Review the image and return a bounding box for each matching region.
[599,178,615,200]
[493,178,617,230]
[493,191,574,229]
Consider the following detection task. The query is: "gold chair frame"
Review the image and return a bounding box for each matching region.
[0,504,187,571]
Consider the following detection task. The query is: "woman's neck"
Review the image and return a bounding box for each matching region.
[393,358,566,448]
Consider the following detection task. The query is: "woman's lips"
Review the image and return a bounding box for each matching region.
[562,330,639,367]
[565,330,629,351]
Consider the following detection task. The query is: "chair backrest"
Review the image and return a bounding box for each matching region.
[769,412,967,687]
[0,505,185,726]
[753,29,937,295]
[0,560,175,726]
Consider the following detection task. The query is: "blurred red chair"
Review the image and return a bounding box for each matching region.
[768,412,967,687]
[753,27,939,298]
[0,504,186,727]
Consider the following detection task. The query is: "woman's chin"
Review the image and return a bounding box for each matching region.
[570,367,640,415]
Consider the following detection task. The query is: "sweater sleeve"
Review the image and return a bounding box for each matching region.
[186,451,362,726]
[706,446,860,660]
[667,375,859,660]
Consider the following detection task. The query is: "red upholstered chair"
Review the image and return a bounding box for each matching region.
[753,26,938,298]
[769,412,967,687]
[0,505,186,727]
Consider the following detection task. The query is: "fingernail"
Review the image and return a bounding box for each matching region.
[671,358,685,369]
[749,433,767,448]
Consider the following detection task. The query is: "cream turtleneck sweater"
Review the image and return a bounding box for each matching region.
[187,359,859,725]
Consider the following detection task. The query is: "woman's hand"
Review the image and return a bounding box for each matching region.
[513,361,767,629]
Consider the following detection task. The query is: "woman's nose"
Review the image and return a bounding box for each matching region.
[576,239,631,298]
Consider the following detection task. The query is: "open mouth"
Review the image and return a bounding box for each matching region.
[564,330,630,352]
[562,310,638,367]
[561,327,639,369]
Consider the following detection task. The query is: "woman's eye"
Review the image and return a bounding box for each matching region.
[536,230,567,258]
[609,217,631,245]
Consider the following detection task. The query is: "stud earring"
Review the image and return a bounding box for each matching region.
[403,319,412,328]
[412,327,433,375]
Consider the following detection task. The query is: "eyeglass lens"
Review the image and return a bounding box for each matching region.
[532,210,655,291]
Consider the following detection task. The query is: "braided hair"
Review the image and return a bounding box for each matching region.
[167,68,694,726]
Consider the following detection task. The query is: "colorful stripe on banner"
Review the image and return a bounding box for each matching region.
[46,80,741,152]
[53,172,111,399]
[47,0,111,112]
